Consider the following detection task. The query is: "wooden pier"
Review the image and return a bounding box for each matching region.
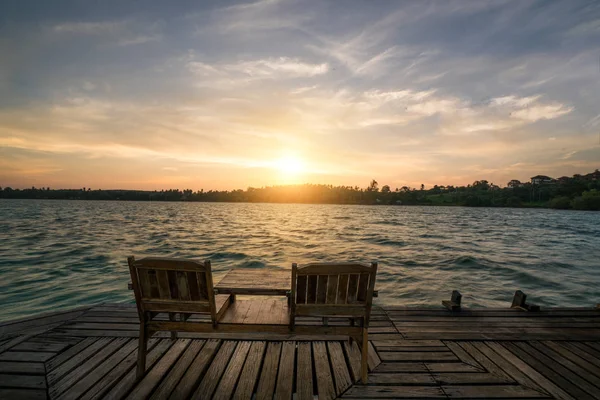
[1,302,599,399]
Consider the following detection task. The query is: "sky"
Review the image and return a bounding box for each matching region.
[1,0,599,190]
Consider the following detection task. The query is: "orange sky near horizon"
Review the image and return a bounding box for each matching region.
[1,0,599,191]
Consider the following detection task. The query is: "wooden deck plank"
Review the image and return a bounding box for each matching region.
[256,341,282,400]
[102,339,173,400]
[442,384,549,398]
[274,341,295,400]
[296,342,313,400]
[48,337,112,385]
[0,374,46,389]
[59,339,139,400]
[455,342,508,377]
[378,351,458,362]
[342,385,446,398]
[149,340,205,400]
[46,337,98,372]
[343,341,362,381]
[50,337,129,399]
[79,339,159,400]
[232,341,266,400]
[126,339,190,400]
[0,351,56,362]
[214,341,252,400]
[544,341,600,379]
[313,341,336,400]
[328,341,353,395]
[191,340,237,400]
[0,361,45,374]
[169,339,220,400]
[514,341,598,400]
[0,388,47,400]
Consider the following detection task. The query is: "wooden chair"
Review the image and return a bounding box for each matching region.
[127,256,232,378]
[289,262,378,383]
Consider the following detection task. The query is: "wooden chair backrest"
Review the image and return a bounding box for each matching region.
[291,262,377,322]
[128,256,217,320]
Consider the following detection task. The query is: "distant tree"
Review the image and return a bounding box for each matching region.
[381,185,391,193]
[420,184,425,191]
[368,179,379,192]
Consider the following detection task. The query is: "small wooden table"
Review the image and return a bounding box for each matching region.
[214,268,378,300]
[215,268,290,298]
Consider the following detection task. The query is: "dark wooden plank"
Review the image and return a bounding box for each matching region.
[343,341,361,381]
[46,337,98,372]
[169,339,220,400]
[47,337,112,386]
[378,351,457,362]
[0,374,46,389]
[347,274,359,303]
[357,273,369,302]
[60,339,139,400]
[442,385,548,398]
[150,340,205,400]
[191,341,237,399]
[367,373,435,385]
[0,388,47,400]
[307,275,318,304]
[296,342,313,400]
[12,341,70,353]
[337,274,349,304]
[0,361,45,374]
[103,339,172,400]
[214,341,252,400]
[256,342,282,400]
[544,341,600,378]
[313,341,335,400]
[470,342,547,395]
[127,339,191,400]
[296,275,307,304]
[316,275,328,304]
[433,372,514,385]
[514,341,599,400]
[326,275,338,304]
[79,339,159,400]
[232,341,266,400]
[455,342,507,376]
[0,351,55,362]
[274,341,295,400]
[342,385,445,398]
[50,337,129,399]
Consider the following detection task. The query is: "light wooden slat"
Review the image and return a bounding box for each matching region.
[313,341,335,400]
[328,342,353,395]
[347,274,359,303]
[191,341,237,400]
[156,271,171,299]
[274,341,295,400]
[176,272,191,301]
[343,341,361,381]
[169,339,220,400]
[255,342,282,400]
[296,342,313,400]
[213,341,252,400]
[232,341,266,400]
[326,275,338,304]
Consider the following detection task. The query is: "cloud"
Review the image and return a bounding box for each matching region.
[53,21,125,34]
[118,34,162,46]
[490,95,573,122]
[224,57,328,77]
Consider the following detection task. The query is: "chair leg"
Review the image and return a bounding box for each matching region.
[361,327,368,384]
[137,323,148,379]
[169,313,177,339]
[289,315,295,331]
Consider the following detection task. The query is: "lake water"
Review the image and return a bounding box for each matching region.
[1,199,599,321]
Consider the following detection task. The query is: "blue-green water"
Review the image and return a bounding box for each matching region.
[1,199,599,321]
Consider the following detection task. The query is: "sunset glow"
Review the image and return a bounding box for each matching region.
[1,1,599,190]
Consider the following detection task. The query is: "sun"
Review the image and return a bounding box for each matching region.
[275,155,304,175]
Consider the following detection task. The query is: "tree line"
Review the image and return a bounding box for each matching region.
[1,172,599,210]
